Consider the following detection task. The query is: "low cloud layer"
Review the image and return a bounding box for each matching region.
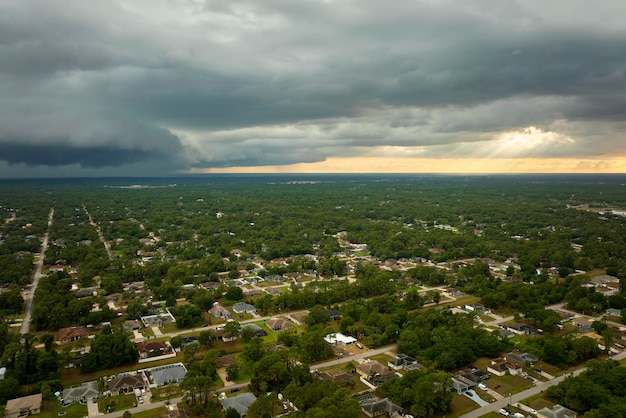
[1,0,625,176]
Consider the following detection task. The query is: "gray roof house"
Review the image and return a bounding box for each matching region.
[242,323,267,337]
[62,381,99,405]
[220,392,257,416]
[355,394,403,418]
[147,363,188,386]
[232,302,257,314]
[537,404,577,418]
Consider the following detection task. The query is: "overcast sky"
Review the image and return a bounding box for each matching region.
[1,0,625,177]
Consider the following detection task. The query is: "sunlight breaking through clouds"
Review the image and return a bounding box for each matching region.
[491,126,575,158]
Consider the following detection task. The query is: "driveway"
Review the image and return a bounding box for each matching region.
[464,390,489,407]
[87,398,99,417]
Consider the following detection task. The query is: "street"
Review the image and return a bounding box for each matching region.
[21,207,53,335]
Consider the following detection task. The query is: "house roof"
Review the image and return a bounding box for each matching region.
[538,404,577,418]
[357,360,389,376]
[266,317,294,330]
[216,355,236,368]
[356,395,402,415]
[62,381,99,403]
[148,364,187,386]
[6,394,42,415]
[108,374,145,393]
[58,326,90,342]
[220,392,257,416]
[137,340,168,353]
[324,332,356,345]
[232,302,257,313]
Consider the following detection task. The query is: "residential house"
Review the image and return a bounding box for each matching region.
[606,308,622,317]
[219,393,257,417]
[216,355,237,369]
[208,305,233,320]
[123,320,142,332]
[160,408,188,418]
[181,336,199,347]
[506,323,540,336]
[451,377,471,394]
[573,317,593,332]
[324,332,357,346]
[537,404,577,418]
[553,310,576,323]
[141,311,176,328]
[146,363,187,386]
[503,352,538,368]
[75,288,97,298]
[324,310,342,321]
[243,289,262,297]
[48,264,65,272]
[215,329,237,342]
[266,317,294,331]
[242,323,267,338]
[108,374,146,396]
[459,369,491,383]
[355,394,402,418]
[58,326,90,345]
[590,275,619,286]
[137,341,170,359]
[487,359,521,377]
[387,354,419,371]
[357,360,397,385]
[200,281,220,290]
[61,381,99,405]
[264,287,282,296]
[5,394,42,418]
[464,303,490,314]
[317,370,354,384]
[232,302,257,315]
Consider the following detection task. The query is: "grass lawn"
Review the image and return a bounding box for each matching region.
[473,357,492,371]
[131,407,169,418]
[446,394,479,418]
[535,361,563,377]
[39,401,87,418]
[522,392,555,411]
[489,374,533,396]
[161,323,179,334]
[368,352,394,364]
[151,385,182,402]
[452,295,481,306]
[232,369,252,385]
[99,393,137,413]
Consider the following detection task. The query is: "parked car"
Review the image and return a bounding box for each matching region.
[528,408,537,415]
[478,383,487,390]
[499,408,510,416]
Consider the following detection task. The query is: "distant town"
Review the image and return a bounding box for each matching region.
[1,174,626,418]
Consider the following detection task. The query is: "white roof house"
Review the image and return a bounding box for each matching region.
[324,332,357,345]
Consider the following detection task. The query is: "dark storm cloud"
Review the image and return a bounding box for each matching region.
[1,0,625,175]
[1,143,158,168]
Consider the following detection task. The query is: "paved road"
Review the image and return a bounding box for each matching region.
[82,203,113,260]
[459,350,626,418]
[21,208,54,335]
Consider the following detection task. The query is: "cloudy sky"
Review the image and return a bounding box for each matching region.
[1,0,625,177]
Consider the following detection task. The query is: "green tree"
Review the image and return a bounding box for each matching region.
[225,408,241,418]
[225,286,244,301]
